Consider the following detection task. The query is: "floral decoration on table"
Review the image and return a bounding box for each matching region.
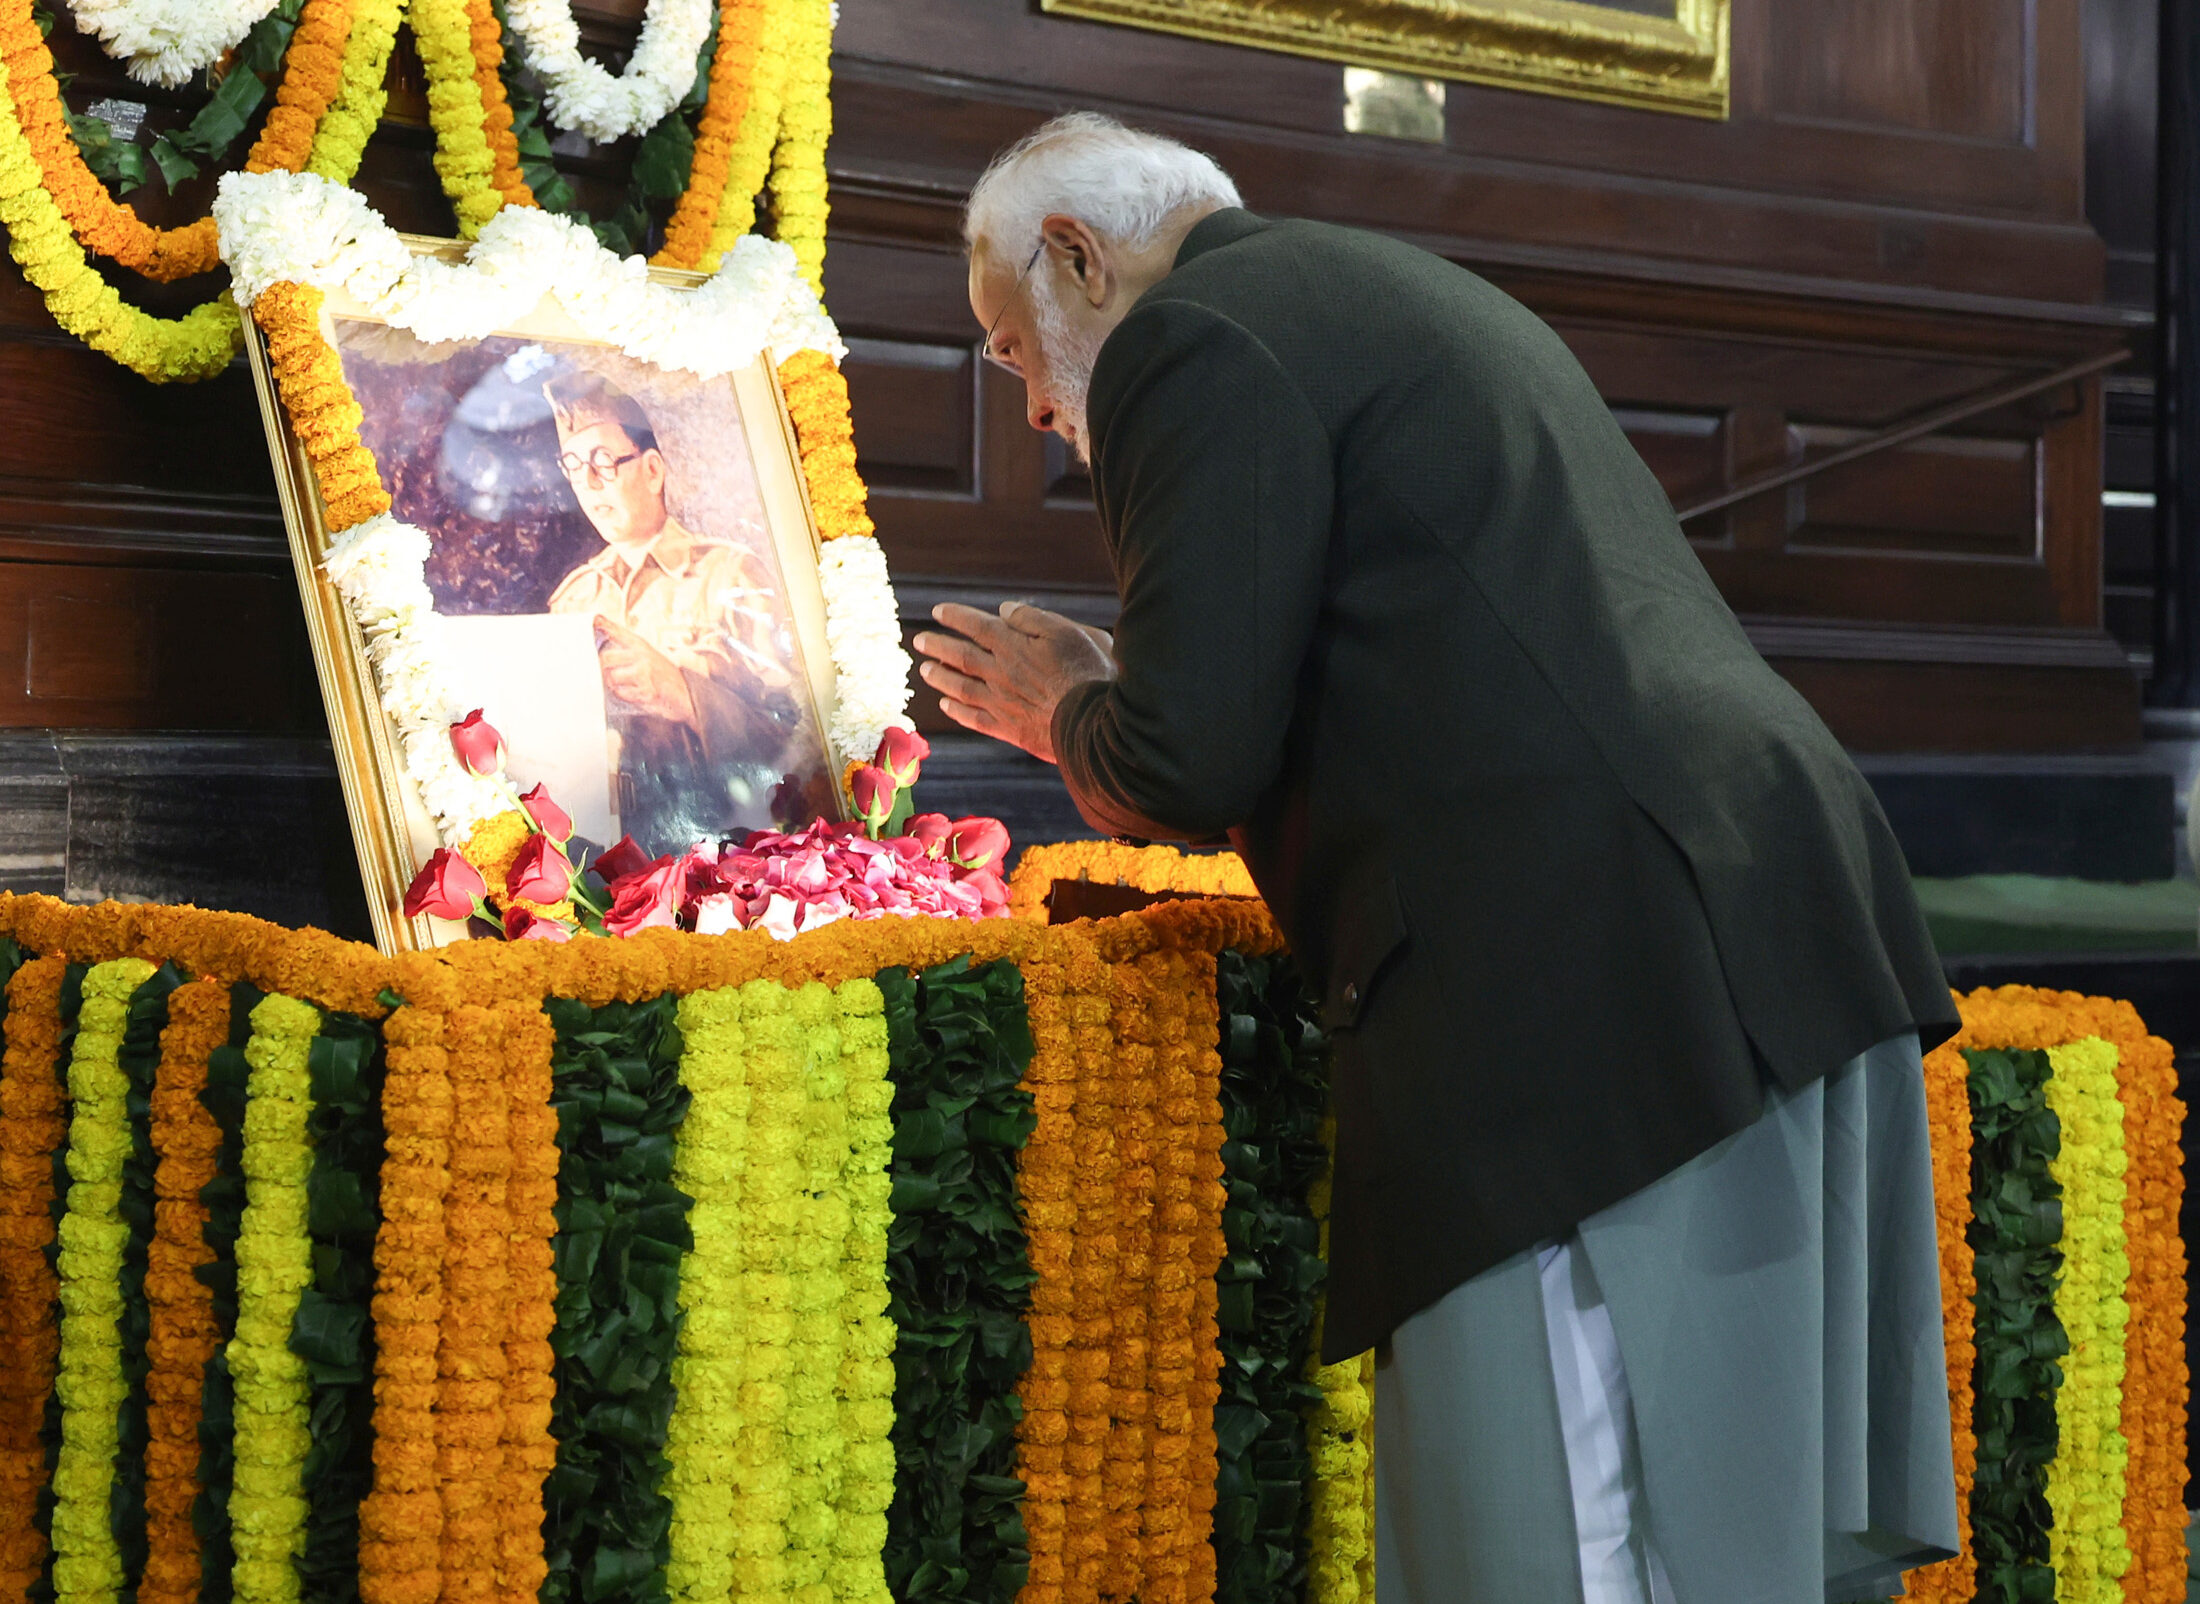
[402,716,1012,943]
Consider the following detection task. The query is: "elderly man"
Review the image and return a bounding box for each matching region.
[913,113,1962,1604]
[544,371,813,848]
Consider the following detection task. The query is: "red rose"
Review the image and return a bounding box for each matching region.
[604,859,683,936]
[850,765,897,830]
[401,848,486,922]
[947,816,1011,870]
[593,835,654,885]
[506,835,573,905]
[450,710,505,778]
[873,726,930,787]
[905,813,953,856]
[503,906,572,942]
[519,783,573,842]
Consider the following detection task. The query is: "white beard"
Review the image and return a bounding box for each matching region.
[1028,270,1109,466]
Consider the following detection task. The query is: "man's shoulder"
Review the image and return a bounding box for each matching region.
[548,546,618,610]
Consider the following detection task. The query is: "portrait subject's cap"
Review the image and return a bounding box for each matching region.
[544,371,655,442]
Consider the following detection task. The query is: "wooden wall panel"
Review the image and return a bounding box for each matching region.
[1769,0,2031,141]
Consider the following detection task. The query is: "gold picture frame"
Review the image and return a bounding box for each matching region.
[1039,0,1730,120]
[245,237,845,954]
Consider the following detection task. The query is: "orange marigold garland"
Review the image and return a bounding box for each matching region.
[438,1000,513,1604]
[497,1001,558,1604]
[1107,965,1159,1591]
[1060,971,1120,1603]
[0,955,66,1599]
[1006,845,1259,924]
[359,990,454,1604]
[252,278,392,532]
[654,0,769,270]
[139,980,233,1604]
[776,349,875,543]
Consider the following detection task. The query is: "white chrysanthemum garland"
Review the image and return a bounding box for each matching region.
[56,0,282,88]
[501,0,712,144]
[214,169,913,844]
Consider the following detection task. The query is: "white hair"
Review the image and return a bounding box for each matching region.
[962,111,1242,258]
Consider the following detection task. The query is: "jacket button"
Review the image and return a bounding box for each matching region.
[1342,981,1360,1009]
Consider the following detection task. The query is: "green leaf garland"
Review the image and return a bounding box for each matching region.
[191,982,264,1604]
[114,963,183,1601]
[1210,951,1330,1604]
[880,956,1038,1604]
[542,994,693,1604]
[291,1012,385,1604]
[1964,1046,2069,1604]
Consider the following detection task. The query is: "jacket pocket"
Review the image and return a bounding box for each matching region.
[1320,870,1408,1031]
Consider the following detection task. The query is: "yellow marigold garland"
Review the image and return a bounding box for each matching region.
[499,1002,558,1604]
[438,1000,512,1604]
[1107,963,1158,1588]
[0,955,67,1598]
[408,0,508,237]
[1302,1111,1375,1604]
[831,978,895,1603]
[305,0,404,185]
[2042,1037,2131,1603]
[50,958,157,1604]
[654,0,769,270]
[228,992,324,1604]
[776,349,874,544]
[141,980,235,1604]
[766,0,830,294]
[704,0,790,270]
[664,983,749,1604]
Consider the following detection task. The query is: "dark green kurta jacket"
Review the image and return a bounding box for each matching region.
[1051,209,1960,1363]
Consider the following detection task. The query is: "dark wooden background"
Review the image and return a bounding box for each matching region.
[0,0,2152,927]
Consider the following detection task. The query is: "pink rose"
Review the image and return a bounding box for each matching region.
[503,906,571,942]
[691,893,740,936]
[402,848,486,922]
[519,784,573,842]
[593,835,655,885]
[850,765,897,830]
[905,813,953,856]
[959,866,1010,914]
[506,835,573,905]
[450,710,505,778]
[946,816,1011,870]
[757,891,803,942]
[604,858,683,936]
[873,726,930,787]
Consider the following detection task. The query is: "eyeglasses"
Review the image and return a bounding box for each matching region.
[981,240,1045,373]
[558,446,641,483]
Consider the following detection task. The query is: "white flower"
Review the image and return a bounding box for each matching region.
[817,536,913,764]
[56,0,281,87]
[502,0,711,144]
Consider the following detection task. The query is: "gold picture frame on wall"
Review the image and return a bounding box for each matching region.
[1039,0,1730,120]
[244,237,846,954]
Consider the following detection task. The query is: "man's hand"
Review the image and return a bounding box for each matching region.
[913,601,1115,763]
[597,617,698,725]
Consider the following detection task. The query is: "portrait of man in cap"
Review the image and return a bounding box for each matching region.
[543,370,818,850]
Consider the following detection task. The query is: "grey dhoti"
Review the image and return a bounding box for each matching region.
[1373,1031,1960,1603]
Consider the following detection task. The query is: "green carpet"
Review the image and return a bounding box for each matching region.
[1912,875,2200,956]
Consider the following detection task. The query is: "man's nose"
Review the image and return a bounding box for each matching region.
[1028,395,1055,432]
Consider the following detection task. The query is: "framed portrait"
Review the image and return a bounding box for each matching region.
[242,232,856,953]
[1038,0,1729,119]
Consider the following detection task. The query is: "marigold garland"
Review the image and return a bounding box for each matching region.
[777,349,875,544]
[1006,846,1259,925]
[252,279,394,533]
[228,992,324,1604]
[2042,1038,2131,1604]
[140,981,233,1604]
[654,0,768,270]
[358,987,453,1604]
[461,0,534,209]
[1301,1111,1374,1604]
[829,977,897,1604]
[49,957,156,1604]
[500,1002,558,1604]
[304,0,403,185]
[409,0,510,237]
[765,0,830,294]
[703,0,789,271]
[0,954,66,1599]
